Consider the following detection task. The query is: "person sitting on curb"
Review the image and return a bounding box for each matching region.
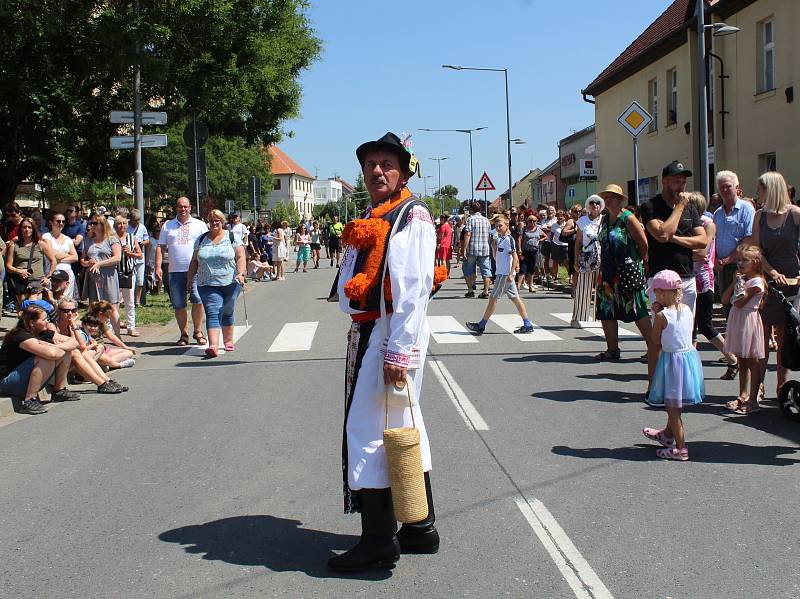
[56,300,127,394]
[86,301,136,370]
[20,282,55,316]
[466,215,534,335]
[0,306,81,414]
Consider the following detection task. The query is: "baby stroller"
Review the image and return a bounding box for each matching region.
[770,281,800,421]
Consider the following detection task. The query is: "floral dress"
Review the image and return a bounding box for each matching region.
[596,209,648,323]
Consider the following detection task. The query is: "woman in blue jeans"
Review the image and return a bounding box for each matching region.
[186,210,246,358]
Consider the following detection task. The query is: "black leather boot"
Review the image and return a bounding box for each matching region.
[396,471,439,554]
[328,488,400,572]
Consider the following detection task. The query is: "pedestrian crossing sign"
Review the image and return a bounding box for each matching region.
[617,101,653,138]
[476,171,496,191]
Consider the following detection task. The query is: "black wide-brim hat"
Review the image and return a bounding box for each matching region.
[356,132,418,176]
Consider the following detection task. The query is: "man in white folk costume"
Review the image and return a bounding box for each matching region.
[327,132,443,573]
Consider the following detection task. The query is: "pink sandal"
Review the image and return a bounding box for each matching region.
[642,427,675,447]
[223,342,235,352]
[204,347,218,358]
[655,446,689,461]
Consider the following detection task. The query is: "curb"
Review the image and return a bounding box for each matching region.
[0,397,13,419]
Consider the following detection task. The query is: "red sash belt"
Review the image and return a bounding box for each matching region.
[351,309,392,323]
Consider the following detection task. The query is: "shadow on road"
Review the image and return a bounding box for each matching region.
[552,441,800,465]
[158,515,392,580]
[576,372,649,382]
[531,389,642,403]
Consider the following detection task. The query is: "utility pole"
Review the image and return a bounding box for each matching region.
[132,0,144,216]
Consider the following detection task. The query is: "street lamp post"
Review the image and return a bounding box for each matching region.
[422,175,433,199]
[429,157,449,216]
[695,0,740,198]
[443,65,514,210]
[418,127,487,202]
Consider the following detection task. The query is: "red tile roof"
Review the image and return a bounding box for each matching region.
[582,0,695,97]
[267,145,313,179]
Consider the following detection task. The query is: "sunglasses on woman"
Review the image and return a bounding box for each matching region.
[59,307,78,313]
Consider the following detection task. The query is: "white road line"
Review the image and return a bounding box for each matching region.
[428,358,489,431]
[427,315,479,344]
[267,321,319,352]
[515,496,615,599]
[490,314,562,342]
[552,313,638,338]
[184,325,252,356]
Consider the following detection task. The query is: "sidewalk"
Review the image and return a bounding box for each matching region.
[0,283,259,423]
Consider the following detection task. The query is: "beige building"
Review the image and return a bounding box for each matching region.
[581,0,800,201]
[265,145,316,218]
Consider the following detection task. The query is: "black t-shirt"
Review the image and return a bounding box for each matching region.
[0,330,36,378]
[639,193,702,277]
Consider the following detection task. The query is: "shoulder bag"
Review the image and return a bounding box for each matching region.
[118,234,135,289]
[9,242,38,295]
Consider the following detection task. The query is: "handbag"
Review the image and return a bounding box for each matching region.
[118,233,135,289]
[383,380,428,523]
[617,256,646,294]
[578,237,600,272]
[9,242,38,295]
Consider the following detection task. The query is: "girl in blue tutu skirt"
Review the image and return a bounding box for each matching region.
[642,269,705,461]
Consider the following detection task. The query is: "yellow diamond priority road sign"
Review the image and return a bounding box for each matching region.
[617,101,653,138]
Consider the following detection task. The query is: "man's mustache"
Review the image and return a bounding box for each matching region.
[371,177,387,185]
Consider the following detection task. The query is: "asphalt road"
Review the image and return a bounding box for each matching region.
[1,260,798,599]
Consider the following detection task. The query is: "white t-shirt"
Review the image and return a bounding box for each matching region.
[228,222,249,244]
[158,217,208,272]
[128,223,149,265]
[577,215,602,251]
[495,234,516,276]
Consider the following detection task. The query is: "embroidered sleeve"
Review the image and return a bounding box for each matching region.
[385,212,436,366]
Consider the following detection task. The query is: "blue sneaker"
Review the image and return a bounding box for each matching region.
[514,324,534,334]
[465,321,485,335]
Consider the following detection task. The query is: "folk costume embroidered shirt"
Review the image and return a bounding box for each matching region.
[338,190,436,368]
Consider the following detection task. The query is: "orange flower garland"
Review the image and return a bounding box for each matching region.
[342,218,391,305]
[342,187,440,307]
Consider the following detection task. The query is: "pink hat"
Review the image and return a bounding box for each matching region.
[652,269,682,290]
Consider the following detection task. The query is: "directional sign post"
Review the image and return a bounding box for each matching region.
[109,111,168,125]
[475,172,496,217]
[109,109,168,216]
[110,134,168,150]
[617,101,653,206]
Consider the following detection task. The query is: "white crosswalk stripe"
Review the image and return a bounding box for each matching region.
[183,325,252,356]
[267,321,319,352]
[427,315,479,344]
[551,313,639,338]
[490,314,562,342]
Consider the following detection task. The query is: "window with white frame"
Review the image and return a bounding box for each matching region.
[758,18,775,92]
[648,78,658,132]
[667,69,678,126]
[759,152,777,173]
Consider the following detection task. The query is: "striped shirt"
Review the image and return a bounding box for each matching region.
[465,213,490,256]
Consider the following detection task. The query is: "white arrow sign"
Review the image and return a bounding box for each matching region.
[109,111,168,125]
[110,134,168,150]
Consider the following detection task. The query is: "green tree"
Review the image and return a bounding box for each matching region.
[0,0,321,204]
[436,184,459,198]
[142,119,271,210]
[270,201,300,227]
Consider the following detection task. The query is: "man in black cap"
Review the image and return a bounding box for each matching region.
[328,132,439,573]
[638,161,707,389]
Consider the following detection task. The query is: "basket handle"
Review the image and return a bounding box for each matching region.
[385,378,416,431]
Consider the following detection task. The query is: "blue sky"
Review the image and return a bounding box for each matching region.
[280,0,669,200]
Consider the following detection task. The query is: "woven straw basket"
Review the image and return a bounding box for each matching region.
[383,381,428,523]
